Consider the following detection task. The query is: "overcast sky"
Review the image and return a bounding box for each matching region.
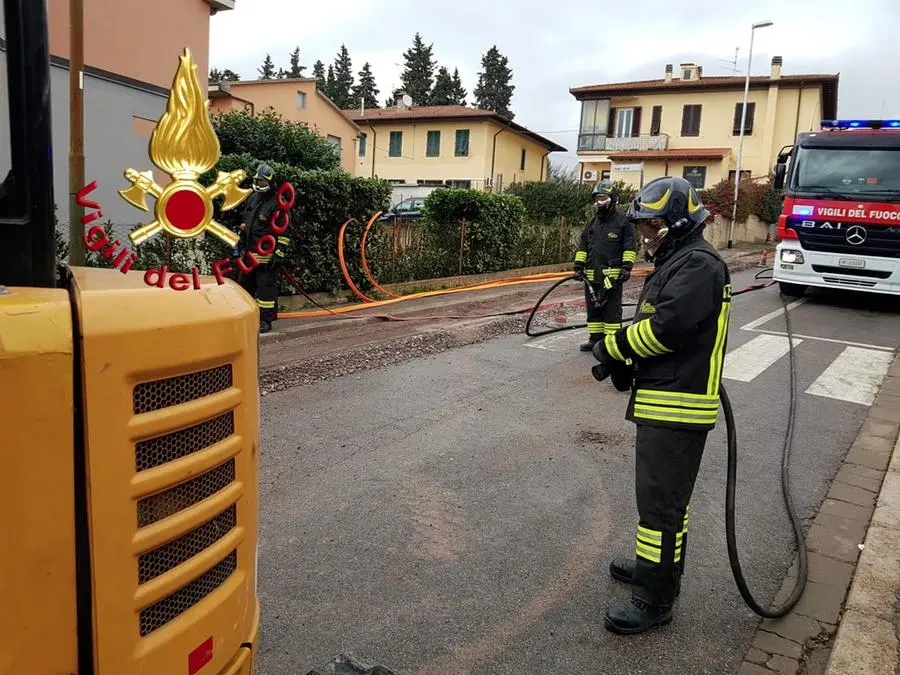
[210,0,900,168]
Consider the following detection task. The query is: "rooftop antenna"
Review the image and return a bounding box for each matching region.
[717,46,740,74]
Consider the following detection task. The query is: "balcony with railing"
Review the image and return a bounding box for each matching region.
[577,133,670,154]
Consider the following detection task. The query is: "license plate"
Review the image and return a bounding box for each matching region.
[838,258,866,269]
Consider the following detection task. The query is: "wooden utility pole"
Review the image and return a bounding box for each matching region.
[68,0,86,265]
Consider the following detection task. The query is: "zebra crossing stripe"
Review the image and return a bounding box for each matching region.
[723,334,804,383]
[806,346,894,406]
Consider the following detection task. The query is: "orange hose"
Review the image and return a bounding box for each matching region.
[337,217,377,303]
[359,211,400,298]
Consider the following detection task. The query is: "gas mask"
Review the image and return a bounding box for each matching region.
[635,217,669,261]
[594,193,613,217]
[252,177,272,193]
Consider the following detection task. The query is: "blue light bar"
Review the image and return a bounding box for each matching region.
[821,119,900,129]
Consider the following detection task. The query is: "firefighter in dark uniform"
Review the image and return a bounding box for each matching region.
[573,181,638,351]
[591,176,732,634]
[238,164,290,334]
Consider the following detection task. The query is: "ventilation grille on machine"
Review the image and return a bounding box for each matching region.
[133,364,233,414]
[135,412,235,472]
[139,550,238,636]
[132,363,240,637]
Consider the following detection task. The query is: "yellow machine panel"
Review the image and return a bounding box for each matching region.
[0,288,78,675]
[69,267,260,674]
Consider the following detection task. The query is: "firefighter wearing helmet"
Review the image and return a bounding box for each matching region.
[573,180,637,352]
[238,164,290,334]
[591,176,732,634]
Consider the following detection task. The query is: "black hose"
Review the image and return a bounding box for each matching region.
[722,290,808,617]
[524,275,587,337]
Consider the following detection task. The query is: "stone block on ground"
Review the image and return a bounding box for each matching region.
[760,612,823,644]
[767,653,800,674]
[805,524,862,564]
[832,464,884,494]
[752,630,803,659]
[788,580,846,624]
[818,498,872,524]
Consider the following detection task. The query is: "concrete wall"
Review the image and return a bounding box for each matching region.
[703,214,770,249]
[0,46,167,227]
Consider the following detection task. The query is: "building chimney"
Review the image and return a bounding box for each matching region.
[697,65,703,79]
[771,55,783,79]
[665,64,673,83]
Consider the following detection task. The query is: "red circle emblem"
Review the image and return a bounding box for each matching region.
[165,189,206,231]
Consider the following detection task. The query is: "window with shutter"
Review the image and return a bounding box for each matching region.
[426,130,441,157]
[681,105,702,137]
[732,102,756,135]
[650,106,662,136]
[631,107,642,137]
[607,107,617,136]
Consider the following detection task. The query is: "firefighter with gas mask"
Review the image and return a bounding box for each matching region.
[591,176,732,634]
[238,164,290,334]
[573,181,637,352]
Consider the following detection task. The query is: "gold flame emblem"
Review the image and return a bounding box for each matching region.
[119,48,250,247]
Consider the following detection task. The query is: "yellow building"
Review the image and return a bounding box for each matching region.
[570,57,838,190]
[344,103,566,191]
[208,78,364,172]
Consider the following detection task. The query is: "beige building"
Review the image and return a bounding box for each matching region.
[344,104,566,192]
[208,79,364,172]
[570,57,838,190]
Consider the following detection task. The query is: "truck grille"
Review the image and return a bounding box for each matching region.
[132,364,240,637]
[139,551,238,636]
[793,221,900,258]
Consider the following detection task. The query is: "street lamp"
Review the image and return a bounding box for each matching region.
[728,19,774,249]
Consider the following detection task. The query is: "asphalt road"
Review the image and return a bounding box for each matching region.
[255,270,900,675]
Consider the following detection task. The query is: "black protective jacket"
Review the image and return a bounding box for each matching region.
[240,191,289,265]
[574,210,637,287]
[602,231,732,431]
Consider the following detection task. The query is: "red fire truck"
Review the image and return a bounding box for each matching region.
[772,119,900,297]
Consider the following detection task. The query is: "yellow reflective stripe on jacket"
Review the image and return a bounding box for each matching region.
[575,250,588,263]
[602,268,621,277]
[625,322,654,358]
[632,404,718,425]
[627,319,671,357]
[622,250,637,263]
[635,389,718,409]
[585,269,595,281]
[257,299,276,308]
[707,283,733,396]
[605,333,625,361]
[277,236,290,245]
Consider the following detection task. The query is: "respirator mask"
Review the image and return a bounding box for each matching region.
[635,217,669,261]
[594,193,613,216]
[252,177,272,193]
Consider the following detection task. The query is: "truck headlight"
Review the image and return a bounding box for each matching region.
[780,249,804,264]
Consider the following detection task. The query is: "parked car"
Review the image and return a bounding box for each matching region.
[378,197,425,221]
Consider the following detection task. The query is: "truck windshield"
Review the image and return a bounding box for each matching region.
[791,146,900,201]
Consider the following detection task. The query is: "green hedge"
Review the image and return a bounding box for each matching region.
[200,153,392,293]
[699,178,784,224]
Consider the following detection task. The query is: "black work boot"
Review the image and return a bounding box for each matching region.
[604,596,673,635]
[259,320,272,334]
[609,558,681,597]
[580,336,600,352]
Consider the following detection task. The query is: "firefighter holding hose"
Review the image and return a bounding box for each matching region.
[238,164,290,334]
[573,181,637,352]
[591,176,732,634]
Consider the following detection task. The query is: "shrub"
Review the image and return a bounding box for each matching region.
[200,153,392,293]
[421,188,527,274]
[700,178,784,224]
[211,108,341,172]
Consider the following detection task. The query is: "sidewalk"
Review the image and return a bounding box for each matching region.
[739,355,900,675]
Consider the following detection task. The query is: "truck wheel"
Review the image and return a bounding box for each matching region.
[779,282,807,297]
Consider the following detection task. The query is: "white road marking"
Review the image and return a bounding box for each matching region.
[524,331,584,352]
[805,346,894,406]
[723,334,804,382]
[747,329,895,353]
[740,298,807,331]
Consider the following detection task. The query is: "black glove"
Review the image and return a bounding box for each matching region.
[619,267,631,284]
[592,338,612,363]
[573,264,585,281]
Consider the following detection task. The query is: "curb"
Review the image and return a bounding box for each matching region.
[738,355,900,675]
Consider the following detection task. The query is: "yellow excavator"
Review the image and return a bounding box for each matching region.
[0,0,260,673]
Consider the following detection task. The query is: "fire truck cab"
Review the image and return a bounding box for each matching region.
[772,119,900,297]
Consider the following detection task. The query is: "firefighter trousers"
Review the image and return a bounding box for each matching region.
[632,423,708,607]
[238,263,278,323]
[585,282,623,338]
